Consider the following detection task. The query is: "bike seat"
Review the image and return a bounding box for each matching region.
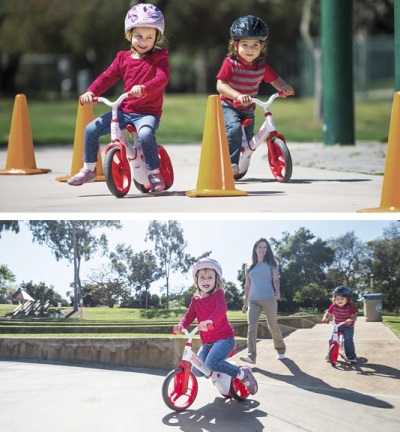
[126,124,136,134]
[227,348,236,358]
[240,118,253,128]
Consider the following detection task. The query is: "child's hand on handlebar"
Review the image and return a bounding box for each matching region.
[80,91,95,105]
[198,320,214,331]
[173,325,184,334]
[130,85,146,98]
[278,85,295,98]
[236,94,252,106]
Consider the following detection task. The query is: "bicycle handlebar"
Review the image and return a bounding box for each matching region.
[80,88,149,107]
[172,322,214,336]
[233,90,295,109]
[321,320,352,327]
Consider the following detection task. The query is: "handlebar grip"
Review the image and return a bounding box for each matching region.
[142,87,149,97]
[277,89,296,98]
[206,323,214,331]
[233,100,242,108]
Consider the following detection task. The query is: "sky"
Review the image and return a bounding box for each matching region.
[0,216,396,299]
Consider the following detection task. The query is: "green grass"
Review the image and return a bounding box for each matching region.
[382,315,400,338]
[0,94,392,145]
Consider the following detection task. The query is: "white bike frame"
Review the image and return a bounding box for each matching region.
[238,92,287,176]
[179,326,234,396]
[330,321,347,358]
[94,92,150,186]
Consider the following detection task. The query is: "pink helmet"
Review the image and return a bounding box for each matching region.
[192,258,223,280]
[124,3,165,35]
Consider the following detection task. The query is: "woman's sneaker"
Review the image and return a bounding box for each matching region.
[67,168,97,186]
[240,355,256,365]
[148,173,166,192]
[240,366,258,395]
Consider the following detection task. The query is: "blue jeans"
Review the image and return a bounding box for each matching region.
[331,325,356,359]
[83,110,161,171]
[192,338,239,379]
[222,103,254,165]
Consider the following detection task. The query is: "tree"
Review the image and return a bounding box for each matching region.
[272,227,335,312]
[224,281,242,310]
[145,220,210,309]
[293,282,330,312]
[20,281,63,307]
[0,264,16,303]
[109,244,159,309]
[28,220,122,311]
[365,222,400,312]
[0,220,20,238]
[326,231,369,296]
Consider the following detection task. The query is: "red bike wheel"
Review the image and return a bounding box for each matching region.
[162,368,198,411]
[328,343,339,365]
[267,136,293,183]
[158,145,174,190]
[104,146,131,198]
[229,377,250,401]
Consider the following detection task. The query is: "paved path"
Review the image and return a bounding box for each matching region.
[0,142,387,213]
[1,318,399,432]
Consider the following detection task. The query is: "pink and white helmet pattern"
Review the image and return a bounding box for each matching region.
[125,3,165,35]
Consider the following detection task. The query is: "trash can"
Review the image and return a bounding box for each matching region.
[363,293,382,322]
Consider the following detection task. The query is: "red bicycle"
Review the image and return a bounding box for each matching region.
[92,92,174,198]
[234,91,294,182]
[162,325,249,411]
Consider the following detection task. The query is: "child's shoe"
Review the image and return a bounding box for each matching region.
[231,163,239,176]
[347,357,357,364]
[239,366,258,395]
[148,173,166,192]
[67,168,97,186]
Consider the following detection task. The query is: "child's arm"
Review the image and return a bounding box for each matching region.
[217,79,252,106]
[321,311,332,323]
[271,76,294,96]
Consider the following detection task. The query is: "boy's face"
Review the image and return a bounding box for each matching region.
[334,295,348,307]
[130,27,157,54]
[237,39,264,64]
[196,269,216,293]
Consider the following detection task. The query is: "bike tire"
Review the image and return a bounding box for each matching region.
[328,343,339,365]
[104,146,131,198]
[132,145,174,193]
[267,137,293,183]
[229,377,250,401]
[162,367,198,411]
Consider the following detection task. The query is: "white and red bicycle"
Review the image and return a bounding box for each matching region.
[234,91,294,182]
[92,92,174,198]
[162,324,249,411]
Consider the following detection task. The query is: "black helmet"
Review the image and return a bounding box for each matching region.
[230,15,269,41]
[333,286,352,296]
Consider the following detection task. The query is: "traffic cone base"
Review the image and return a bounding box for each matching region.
[186,95,247,198]
[358,91,400,213]
[56,101,104,183]
[0,94,50,175]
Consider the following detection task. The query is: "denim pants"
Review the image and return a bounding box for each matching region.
[222,103,254,165]
[192,337,239,379]
[83,110,161,171]
[247,299,286,360]
[331,325,356,359]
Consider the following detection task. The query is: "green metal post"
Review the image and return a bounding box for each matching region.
[395,0,400,91]
[321,0,355,145]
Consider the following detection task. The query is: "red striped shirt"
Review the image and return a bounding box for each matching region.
[328,303,356,325]
[216,57,278,112]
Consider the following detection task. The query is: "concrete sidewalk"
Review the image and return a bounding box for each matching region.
[0,317,399,432]
[0,142,388,213]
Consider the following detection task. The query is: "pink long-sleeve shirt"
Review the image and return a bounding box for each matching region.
[179,289,235,344]
[87,48,169,117]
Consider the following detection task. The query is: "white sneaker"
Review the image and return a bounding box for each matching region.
[240,355,256,365]
[231,164,239,175]
[277,354,286,360]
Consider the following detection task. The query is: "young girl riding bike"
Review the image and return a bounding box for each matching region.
[216,15,294,175]
[322,286,358,363]
[68,3,169,192]
[173,258,258,395]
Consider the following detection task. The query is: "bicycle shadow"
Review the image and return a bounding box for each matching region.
[162,397,266,432]
[254,358,393,409]
[336,357,400,380]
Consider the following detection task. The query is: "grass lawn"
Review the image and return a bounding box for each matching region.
[0,93,392,145]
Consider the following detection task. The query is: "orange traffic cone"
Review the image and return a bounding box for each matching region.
[0,94,50,175]
[358,91,400,212]
[56,99,104,182]
[186,95,247,197]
